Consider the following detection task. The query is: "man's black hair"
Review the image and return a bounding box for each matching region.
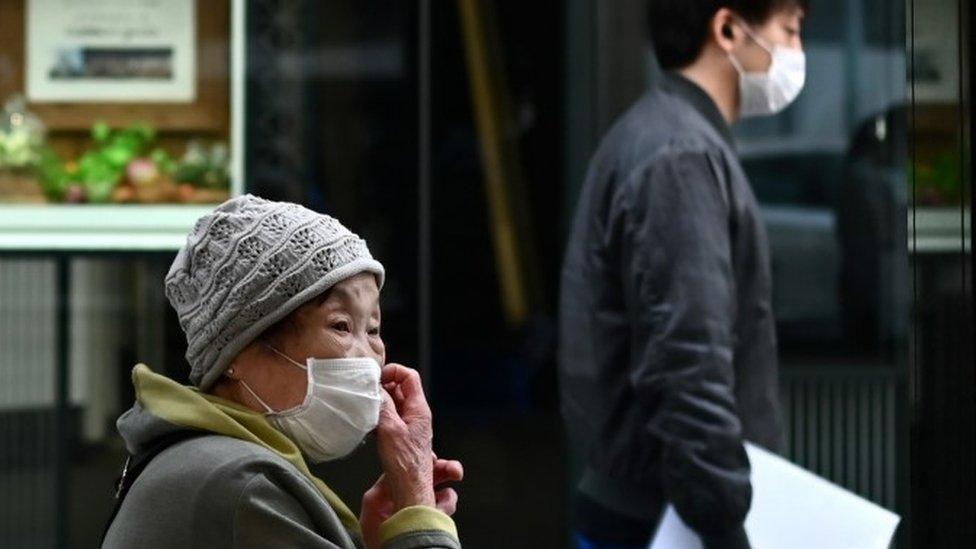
[648,0,808,70]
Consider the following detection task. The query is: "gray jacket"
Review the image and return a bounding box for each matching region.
[559,72,784,547]
[103,365,460,549]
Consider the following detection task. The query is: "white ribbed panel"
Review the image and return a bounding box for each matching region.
[70,259,128,443]
[780,369,899,511]
[0,258,57,548]
[0,260,56,409]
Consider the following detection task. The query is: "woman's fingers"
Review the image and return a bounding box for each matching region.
[381,382,403,412]
[381,363,417,386]
[374,364,443,512]
[433,459,464,485]
[434,487,458,516]
[361,474,394,515]
[377,389,402,427]
[381,364,431,417]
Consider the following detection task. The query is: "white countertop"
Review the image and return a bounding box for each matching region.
[0,204,969,253]
[909,207,971,254]
[0,204,213,252]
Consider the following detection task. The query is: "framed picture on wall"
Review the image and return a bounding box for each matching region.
[25,0,196,103]
[911,0,960,104]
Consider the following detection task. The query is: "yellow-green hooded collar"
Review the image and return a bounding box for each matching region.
[123,364,361,534]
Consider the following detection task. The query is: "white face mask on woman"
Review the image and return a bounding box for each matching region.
[727,22,806,118]
[238,345,383,463]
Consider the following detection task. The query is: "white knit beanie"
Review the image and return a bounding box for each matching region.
[164,194,385,390]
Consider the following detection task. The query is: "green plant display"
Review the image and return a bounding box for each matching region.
[35,121,231,203]
[0,95,45,171]
[912,150,962,206]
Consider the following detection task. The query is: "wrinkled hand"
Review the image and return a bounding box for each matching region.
[362,364,462,549]
[359,457,463,549]
[375,363,439,508]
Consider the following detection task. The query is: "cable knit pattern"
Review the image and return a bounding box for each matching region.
[165,194,385,389]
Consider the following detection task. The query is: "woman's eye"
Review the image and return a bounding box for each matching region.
[332,321,351,333]
[368,327,381,336]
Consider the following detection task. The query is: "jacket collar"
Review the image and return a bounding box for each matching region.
[121,364,361,534]
[660,71,736,150]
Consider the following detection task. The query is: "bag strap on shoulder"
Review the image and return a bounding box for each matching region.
[101,430,209,544]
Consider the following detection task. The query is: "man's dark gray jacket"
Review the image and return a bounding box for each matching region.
[559,72,784,546]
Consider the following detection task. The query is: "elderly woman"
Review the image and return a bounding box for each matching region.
[102,195,462,549]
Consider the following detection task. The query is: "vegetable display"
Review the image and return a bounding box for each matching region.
[1,95,231,205]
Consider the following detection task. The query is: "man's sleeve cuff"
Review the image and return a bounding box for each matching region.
[378,505,459,545]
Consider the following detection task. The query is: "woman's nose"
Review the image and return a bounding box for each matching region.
[349,336,381,363]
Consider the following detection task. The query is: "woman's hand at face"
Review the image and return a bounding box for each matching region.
[362,364,462,548]
[374,363,439,508]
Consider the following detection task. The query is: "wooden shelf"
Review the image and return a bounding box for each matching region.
[912,103,962,137]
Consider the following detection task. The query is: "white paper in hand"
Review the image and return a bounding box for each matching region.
[648,443,900,549]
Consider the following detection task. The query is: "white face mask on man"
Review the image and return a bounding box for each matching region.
[238,345,383,463]
[727,22,806,118]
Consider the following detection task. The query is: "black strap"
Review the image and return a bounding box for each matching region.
[101,430,209,544]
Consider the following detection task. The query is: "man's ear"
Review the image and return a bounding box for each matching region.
[711,8,740,54]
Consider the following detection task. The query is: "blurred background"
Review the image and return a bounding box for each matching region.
[0,0,972,547]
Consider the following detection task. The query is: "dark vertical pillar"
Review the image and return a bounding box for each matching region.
[54,255,69,548]
[909,0,975,545]
[418,0,432,387]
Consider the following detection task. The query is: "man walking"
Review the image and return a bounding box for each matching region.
[559,1,807,547]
